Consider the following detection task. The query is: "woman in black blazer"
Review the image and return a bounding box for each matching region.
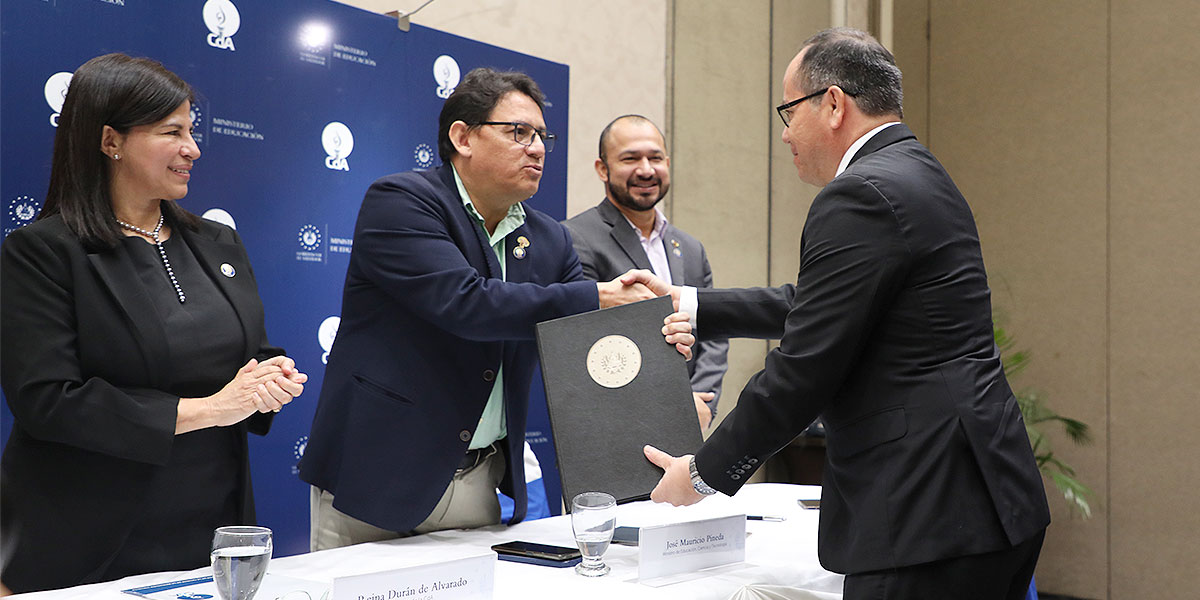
[0,54,307,593]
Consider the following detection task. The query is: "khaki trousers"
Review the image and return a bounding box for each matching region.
[310,446,504,551]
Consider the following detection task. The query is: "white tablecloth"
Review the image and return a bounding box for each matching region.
[12,483,843,600]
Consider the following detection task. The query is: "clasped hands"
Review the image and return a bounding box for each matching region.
[596,269,692,359]
[178,355,308,433]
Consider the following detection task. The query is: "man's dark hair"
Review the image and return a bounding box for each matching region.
[40,53,200,251]
[796,28,903,118]
[597,114,666,162]
[437,68,545,162]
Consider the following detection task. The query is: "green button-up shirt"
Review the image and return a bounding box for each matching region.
[453,165,526,449]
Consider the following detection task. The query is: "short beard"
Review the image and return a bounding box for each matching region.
[606,177,667,213]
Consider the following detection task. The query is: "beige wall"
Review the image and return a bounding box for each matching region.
[335,0,668,218]
[896,1,1200,598]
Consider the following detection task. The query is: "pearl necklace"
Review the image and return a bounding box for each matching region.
[117,214,186,303]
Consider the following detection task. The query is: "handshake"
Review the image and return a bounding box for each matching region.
[595,269,691,359]
[595,268,680,309]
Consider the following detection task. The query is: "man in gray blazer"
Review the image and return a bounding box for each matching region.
[562,115,728,429]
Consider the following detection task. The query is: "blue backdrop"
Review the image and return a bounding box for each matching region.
[1,0,569,558]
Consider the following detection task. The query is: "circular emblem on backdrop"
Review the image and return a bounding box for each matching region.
[190,103,204,130]
[586,335,642,389]
[8,196,41,227]
[298,224,322,251]
[433,54,460,98]
[321,122,354,160]
[414,143,435,169]
[317,316,340,353]
[299,22,330,52]
[202,0,241,37]
[293,435,308,460]
[201,208,237,230]
[43,72,73,113]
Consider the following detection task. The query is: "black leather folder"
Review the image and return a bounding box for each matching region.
[536,296,702,509]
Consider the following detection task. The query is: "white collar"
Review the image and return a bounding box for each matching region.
[836,121,902,177]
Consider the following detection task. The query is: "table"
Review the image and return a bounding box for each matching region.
[11,484,843,600]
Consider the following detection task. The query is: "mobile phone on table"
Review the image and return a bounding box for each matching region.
[491,541,582,568]
[611,526,639,546]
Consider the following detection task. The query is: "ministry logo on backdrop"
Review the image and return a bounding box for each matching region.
[203,0,240,51]
[44,71,73,128]
[5,196,42,238]
[433,55,460,99]
[414,143,435,169]
[297,21,331,67]
[298,224,321,251]
[296,224,323,263]
[318,315,340,364]
[321,122,353,171]
[291,435,308,475]
[201,208,236,230]
[189,101,208,146]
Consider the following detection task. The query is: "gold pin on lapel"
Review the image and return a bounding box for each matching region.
[671,239,682,257]
[513,235,531,259]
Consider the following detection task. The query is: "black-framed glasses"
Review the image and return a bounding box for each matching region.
[477,121,556,152]
[776,87,858,126]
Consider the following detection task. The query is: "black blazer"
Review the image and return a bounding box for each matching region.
[562,199,729,412]
[693,124,1050,574]
[0,215,281,592]
[299,165,598,533]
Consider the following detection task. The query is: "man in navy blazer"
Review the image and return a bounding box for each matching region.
[641,29,1050,599]
[299,68,690,550]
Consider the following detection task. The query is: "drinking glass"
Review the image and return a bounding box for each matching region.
[571,492,616,576]
[211,526,273,600]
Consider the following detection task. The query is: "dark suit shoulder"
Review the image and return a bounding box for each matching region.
[561,204,605,229]
[4,215,75,247]
[195,216,240,244]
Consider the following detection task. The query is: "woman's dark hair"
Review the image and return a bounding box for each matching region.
[39,53,200,251]
[437,67,545,162]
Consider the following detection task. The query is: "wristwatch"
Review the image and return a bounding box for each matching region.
[689,456,718,496]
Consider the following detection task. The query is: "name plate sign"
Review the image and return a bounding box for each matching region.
[332,552,495,600]
[638,514,746,582]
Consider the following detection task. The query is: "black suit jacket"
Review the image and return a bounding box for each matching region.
[0,215,280,592]
[298,165,598,533]
[561,199,729,413]
[694,124,1050,574]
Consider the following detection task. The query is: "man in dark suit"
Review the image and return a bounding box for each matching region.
[641,29,1050,599]
[562,115,728,429]
[299,68,691,550]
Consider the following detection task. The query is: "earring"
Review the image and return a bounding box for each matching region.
[112,154,121,160]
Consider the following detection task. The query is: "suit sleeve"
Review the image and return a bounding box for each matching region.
[0,228,177,464]
[696,284,796,340]
[349,178,598,341]
[688,244,729,414]
[695,174,910,494]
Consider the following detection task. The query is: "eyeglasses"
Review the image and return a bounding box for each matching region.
[477,121,556,152]
[776,87,857,126]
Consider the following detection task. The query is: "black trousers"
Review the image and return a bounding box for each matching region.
[843,529,1045,600]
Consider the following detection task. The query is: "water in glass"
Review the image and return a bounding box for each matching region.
[211,526,272,600]
[571,492,616,577]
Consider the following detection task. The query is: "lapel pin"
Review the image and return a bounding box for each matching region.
[513,246,527,259]
[516,235,530,248]
[673,247,682,257]
[220,263,236,278]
